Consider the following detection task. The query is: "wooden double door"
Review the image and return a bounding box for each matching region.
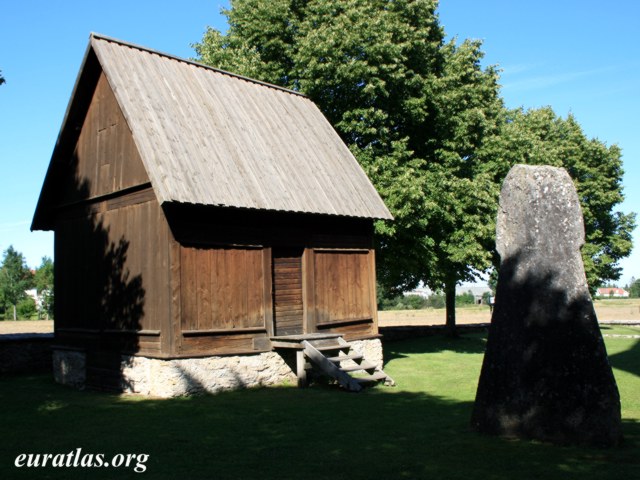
[272,247,304,336]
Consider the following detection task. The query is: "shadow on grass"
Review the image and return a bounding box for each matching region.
[609,338,640,378]
[1,333,639,480]
[384,331,487,364]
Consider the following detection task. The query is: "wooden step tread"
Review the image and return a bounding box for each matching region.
[340,363,376,373]
[355,372,389,384]
[327,353,364,363]
[314,344,351,352]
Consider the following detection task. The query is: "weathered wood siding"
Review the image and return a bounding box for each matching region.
[54,196,171,356]
[53,71,170,357]
[60,71,150,204]
[272,248,304,336]
[164,206,380,349]
[308,249,377,339]
[177,246,271,355]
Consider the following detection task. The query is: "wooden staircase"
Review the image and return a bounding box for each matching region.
[272,334,395,392]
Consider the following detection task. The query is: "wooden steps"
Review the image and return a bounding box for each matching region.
[273,334,394,392]
[327,353,363,362]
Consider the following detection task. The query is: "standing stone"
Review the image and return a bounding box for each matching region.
[471,164,622,447]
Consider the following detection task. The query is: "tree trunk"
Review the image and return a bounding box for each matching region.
[13,304,17,321]
[445,278,457,337]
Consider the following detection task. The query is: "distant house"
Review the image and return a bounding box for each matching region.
[403,285,432,298]
[596,287,630,298]
[404,284,491,305]
[31,34,393,396]
[456,285,492,304]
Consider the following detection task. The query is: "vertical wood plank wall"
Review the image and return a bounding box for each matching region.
[54,198,171,355]
[272,248,304,336]
[60,71,150,205]
[178,246,271,355]
[310,250,377,338]
[54,68,168,356]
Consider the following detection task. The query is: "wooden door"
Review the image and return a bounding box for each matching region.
[272,248,304,336]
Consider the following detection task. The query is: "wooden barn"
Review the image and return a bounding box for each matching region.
[32,34,393,396]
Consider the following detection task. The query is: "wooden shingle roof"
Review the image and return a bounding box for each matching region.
[34,33,392,227]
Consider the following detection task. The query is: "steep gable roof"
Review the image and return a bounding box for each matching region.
[33,33,392,230]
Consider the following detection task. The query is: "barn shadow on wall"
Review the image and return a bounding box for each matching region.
[54,170,145,392]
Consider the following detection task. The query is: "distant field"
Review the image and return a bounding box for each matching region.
[0,320,53,334]
[0,299,638,334]
[379,298,640,327]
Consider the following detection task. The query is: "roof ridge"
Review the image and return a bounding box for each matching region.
[89,32,307,98]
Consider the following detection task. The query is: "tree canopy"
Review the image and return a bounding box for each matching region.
[0,246,34,320]
[194,0,635,330]
[34,256,54,319]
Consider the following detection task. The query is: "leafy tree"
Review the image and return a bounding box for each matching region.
[493,107,636,293]
[481,290,492,305]
[17,297,37,319]
[0,70,5,85]
[630,278,640,299]
[0,246,34,320]
[34,256,54,319]
[194,0,504,335]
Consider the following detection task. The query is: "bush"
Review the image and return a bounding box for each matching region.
[456,291,476,306]
[380,294,430,311]
[380,290,485,310]
[16,297,37,319]
[403,294,429,310]
[426,293,446,309]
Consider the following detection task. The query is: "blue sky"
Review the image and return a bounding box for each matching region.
[1,1,638,286]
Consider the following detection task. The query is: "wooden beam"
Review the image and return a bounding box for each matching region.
[182,327,267,337]
[263,247,274,338]
[302,248,315,334]
[316,317,373,329]
[168,238,182,355]
[296,350,308,388]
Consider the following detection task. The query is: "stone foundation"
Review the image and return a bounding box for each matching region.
[52,338,383,397]
[349,338,383,369]
[122,351,298,397]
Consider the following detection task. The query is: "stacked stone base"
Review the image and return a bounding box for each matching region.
[52,338,383,397]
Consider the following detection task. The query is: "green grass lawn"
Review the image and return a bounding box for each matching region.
[1,332,638,480]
